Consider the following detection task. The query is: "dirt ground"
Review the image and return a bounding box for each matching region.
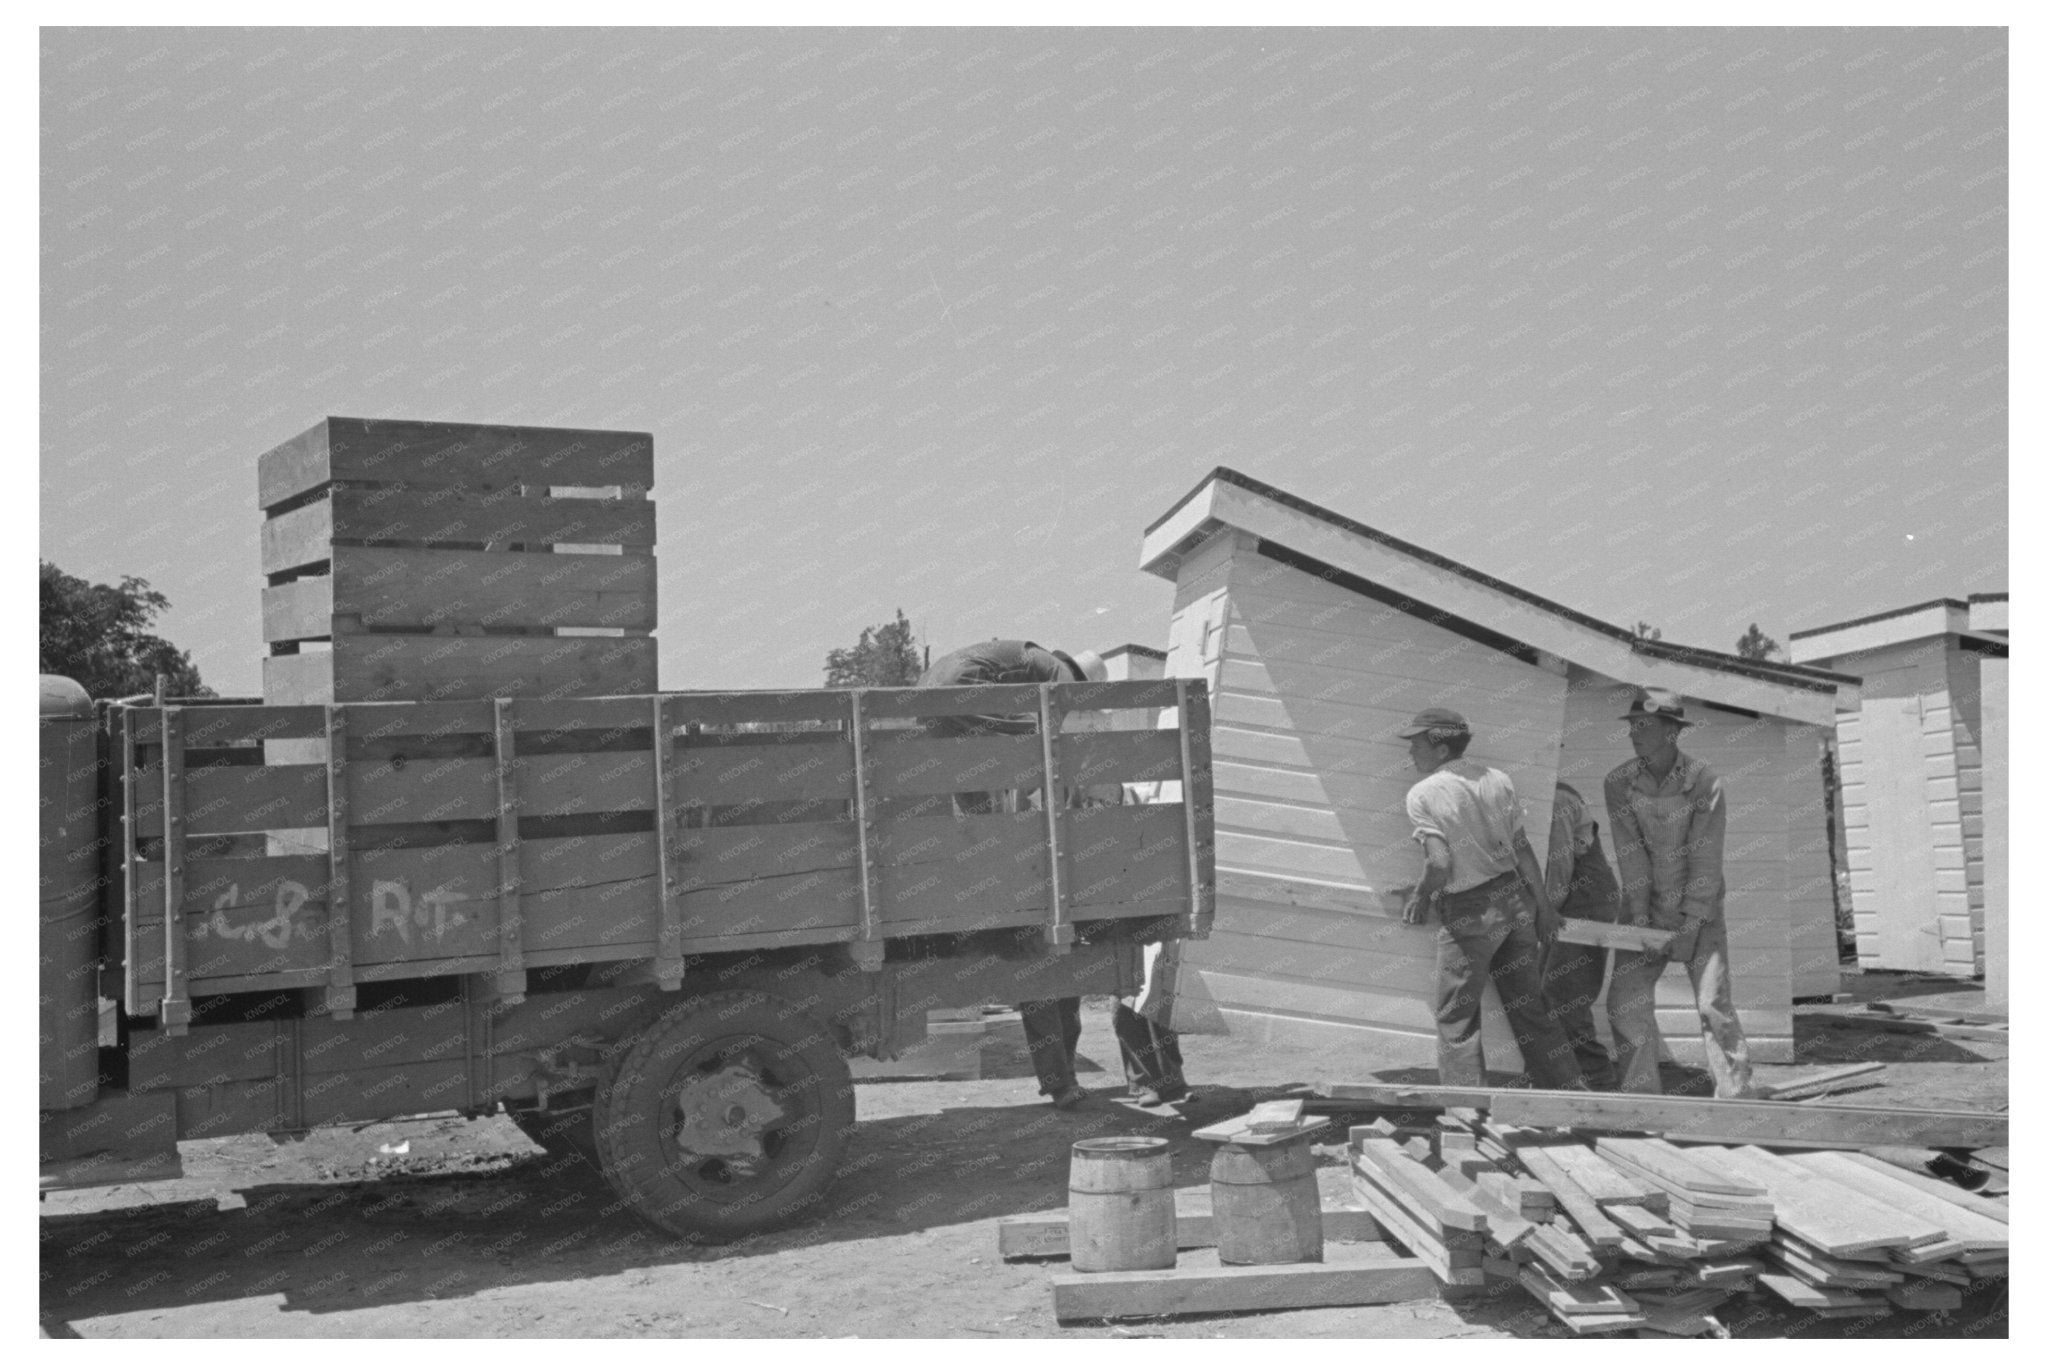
[41,967,2007,1339]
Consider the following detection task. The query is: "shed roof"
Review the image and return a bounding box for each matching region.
[1791,593,2010,662]
[1140,466,1855,726]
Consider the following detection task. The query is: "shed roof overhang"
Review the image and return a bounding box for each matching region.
[1141,467,1856,727]
[1790,595,2009,664]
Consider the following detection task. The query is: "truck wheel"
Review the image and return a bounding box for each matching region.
[593,990,854,1241]
[509,1104,600,1169]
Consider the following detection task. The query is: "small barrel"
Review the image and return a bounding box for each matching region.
[1209,1137,1324,1265]
[1067,1136,1176,1273]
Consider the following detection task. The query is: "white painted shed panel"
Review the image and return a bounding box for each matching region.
[1169,544,1567,1070]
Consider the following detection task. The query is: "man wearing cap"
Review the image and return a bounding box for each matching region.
[1398,708,1583,1090]
[916,638,1108,1109]
[1602,689,1753,1098]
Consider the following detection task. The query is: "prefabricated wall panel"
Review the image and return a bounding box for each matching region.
[1557,672,1799,1065]
[1979,653,2007,1011]
[257,417,658,704]
[1169,535,1568,1066]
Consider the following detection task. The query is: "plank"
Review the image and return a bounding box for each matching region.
[1607,1204,1677,1240]
[1782,1151,2007,1252]
[257,416,655,510]
[1192,1113,1328,1147]
[1597,1138,1765,1197]
[1541,1142,1663,1208]
[1707,1146,1944,1256]
[1351,1136,1490,1232]
[1505,1091,2007,1151]
[133,762,328,836]
[1753,1061,1886,1101]
[267,635,658,705]
[1049,1242,1439,1322]
[1757,1272,1886,1312]
[1519,1222,1604,1282]
[1346,1171,1487,1287]
[998,1194,1381,1260]
[1517,1263,1639,1316]
[262,486,657,572]
[1888,1280,1963,1312]
[1424,1155,1536,1249]
[1760,1243,1904,1289]
[1514,1145,1628,1249]
[263,547,656,639]
[1550,918,1675,953]
[1835,1151,2009,1224]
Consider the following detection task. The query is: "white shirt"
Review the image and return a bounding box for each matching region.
[1405,758,1524,894]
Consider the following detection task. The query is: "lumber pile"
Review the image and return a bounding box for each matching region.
[1346,1113,2005,1335]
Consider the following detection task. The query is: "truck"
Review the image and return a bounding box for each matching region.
[39,668,1215,1240]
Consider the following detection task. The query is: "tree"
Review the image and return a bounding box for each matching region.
[823,609,924,687]
[1633,620,1663,643]
[1735,623,1782,662]
[40,560,212,698]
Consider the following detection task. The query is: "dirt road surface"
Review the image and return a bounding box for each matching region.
[41,970,2007,1339]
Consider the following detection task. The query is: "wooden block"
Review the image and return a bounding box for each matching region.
[1049,1243,1440,1321]
[1246,1098,1308,1132]
[997,1194,1382,1260]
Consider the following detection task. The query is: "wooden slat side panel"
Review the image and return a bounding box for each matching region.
[263,576,335,643]
[858,680,1181,720]
[128,705,326,746]
[321,635,658,704]
[320,486,658,550]
[133,763,328,836]
[326,545,656,632]
[258,417,654,510]
[1060,730,1186,788]
[679,736,856,804]
[864,734,1042,798]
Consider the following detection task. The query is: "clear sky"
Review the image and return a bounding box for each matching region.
[40,26,2007,696]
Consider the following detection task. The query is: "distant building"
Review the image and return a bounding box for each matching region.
[1140,469,1859,1067]
[1790,595,2009,990]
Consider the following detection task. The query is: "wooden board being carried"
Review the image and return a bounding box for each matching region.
[1551,919,1675,953]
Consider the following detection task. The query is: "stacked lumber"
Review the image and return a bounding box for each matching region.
[1349,1114,2006,1336]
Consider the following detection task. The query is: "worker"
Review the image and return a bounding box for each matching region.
[1396,708,1583,1090]
[1542,781,1622,1090]
[916,639,1107,1110]
[1602,689,1753,1098]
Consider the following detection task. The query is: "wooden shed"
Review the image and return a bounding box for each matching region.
[1789,595,2009,982]
[1141,469,1857,1068]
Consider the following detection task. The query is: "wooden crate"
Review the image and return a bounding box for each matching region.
[257,417,658,703]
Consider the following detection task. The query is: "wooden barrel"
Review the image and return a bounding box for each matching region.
[1209,1137,1324,1265]
[1067,1136,1177,1273]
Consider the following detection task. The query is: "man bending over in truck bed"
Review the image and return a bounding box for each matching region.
[916,639,1107,1109]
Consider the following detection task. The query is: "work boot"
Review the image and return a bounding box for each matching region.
[1051,1085,1088,1111]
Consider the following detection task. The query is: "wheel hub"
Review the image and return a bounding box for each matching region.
[673,1064,786,1174]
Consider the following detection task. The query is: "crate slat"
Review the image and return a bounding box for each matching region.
[258,417,654,511]
[264,635,658,705]
[262,487,656,573]
[262,546,656,640]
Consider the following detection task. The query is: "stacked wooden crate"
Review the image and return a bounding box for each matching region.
[257,417,657,704]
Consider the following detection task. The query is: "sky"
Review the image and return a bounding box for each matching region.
[39,26,2007,696]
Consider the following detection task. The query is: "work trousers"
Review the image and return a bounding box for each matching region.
[1606,914,1753,1098]
[1433,874,1582,1090]
[1111,1003,1185,1097]
[1019,996,1082,1096]
[1542,932,1617,1090]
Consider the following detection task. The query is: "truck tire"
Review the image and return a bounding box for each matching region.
[593,990,855,1241]
[509,1104,601,1170]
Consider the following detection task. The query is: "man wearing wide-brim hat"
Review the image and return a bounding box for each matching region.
[1602,688,1754,1098]
[1398,708,1584,1090]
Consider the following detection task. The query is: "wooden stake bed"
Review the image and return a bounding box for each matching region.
[116,678,1215,1015]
